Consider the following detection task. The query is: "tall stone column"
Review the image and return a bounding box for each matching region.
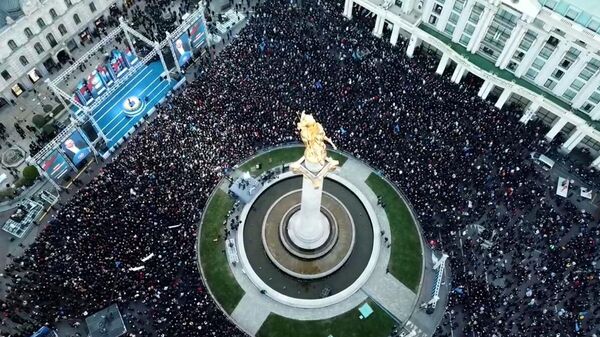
[288,160,330,249]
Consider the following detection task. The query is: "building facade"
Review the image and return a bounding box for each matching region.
[343,0,600,169]
[0,0,119,110]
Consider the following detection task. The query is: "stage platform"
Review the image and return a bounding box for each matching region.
[92,61,176,150]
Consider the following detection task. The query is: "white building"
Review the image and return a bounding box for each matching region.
[343,0,600,169]
[0,0,119,110]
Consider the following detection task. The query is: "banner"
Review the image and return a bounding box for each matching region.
[41,150,70,181]
[173,32,192,67]
[124,47,137,66]
[580,187,593,200]
[75,80,93,105]
[60,131,92,167]
[97,64,113,86]
[556,177,569,198]
[87,71,105,96]
[189,18,208,49]
[109,49,128,78]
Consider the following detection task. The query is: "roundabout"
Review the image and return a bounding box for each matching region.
[197,113,436,337]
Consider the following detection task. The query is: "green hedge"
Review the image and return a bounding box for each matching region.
[366,173,422,292]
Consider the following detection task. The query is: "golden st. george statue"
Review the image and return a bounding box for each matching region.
[297,111,336,166]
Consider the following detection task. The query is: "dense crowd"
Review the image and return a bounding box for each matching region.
[1,0,600,336]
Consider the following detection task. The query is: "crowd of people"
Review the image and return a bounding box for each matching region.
[1,0,599,336]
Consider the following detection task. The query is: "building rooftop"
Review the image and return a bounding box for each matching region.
[538,0,600,33]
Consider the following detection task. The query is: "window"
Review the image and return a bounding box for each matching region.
[46,33,57,47]
[543,0,558,9]
[513,51,525,61]
[547,36,559,47]
[58,24,68,36]
[65,0,72,7]
[1,70,11,81]
[8,40,17,51]
[582,103,593,113]
[19,56,29,66]
[50,8,57,18]
[37,18,46,29]
[34,42,44,54]
[89,2,97,12]
[588,20,600,32]
[429,15,438,25]
[565,8,579,21]
[434,4,443,14]
[590,91,600,104]
[551,69,564,80]
[24,28,33,38]
[570,79,585,91]
[562,89,577,101]
[544,79,557,90]
[73,13,81,25]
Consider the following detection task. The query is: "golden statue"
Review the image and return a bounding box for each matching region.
[297,111,336,166]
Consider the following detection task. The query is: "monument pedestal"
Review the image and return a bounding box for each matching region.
[287,158,337,250]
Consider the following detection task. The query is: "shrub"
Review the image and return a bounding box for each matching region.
[21,165,40,186]
[32,115,50,129]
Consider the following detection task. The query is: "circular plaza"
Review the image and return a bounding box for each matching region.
[197,145,433,337]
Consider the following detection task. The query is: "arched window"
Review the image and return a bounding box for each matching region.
[19,56,29,66]
[24,28,33,38]
[34,42,44,54]
[49,8,57,18]
[37,18,46,29]
[73,13,81,25]
[8,40,17,51]
[58,24,67,36]
[46,33,57,47]
[64,0,72,7]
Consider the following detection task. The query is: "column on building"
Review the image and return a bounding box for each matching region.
[466,6,495,53]
[514,33,548,78]
[373,13,385,38]
[390,23,401,46]
[436,53,450,75]
[496,20,527,69]
[406,34,420,58]
[571,72,600,109]
[451,64,467,83]
[343,0,353,19]
[421,0,436,22]
[533,40,570,87]
[560,129,586,153]
[477,79,494,99]
[452,0,474,42]
[401,0,416,14]
[545,118,568,140]
[519,101,540,124]
[435,0,456,32]
[554,52,592,96]
[494,87,512,109]
[591,155,600,170]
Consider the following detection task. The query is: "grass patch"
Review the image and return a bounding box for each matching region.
[199,189,245,313]
[257,300,395,337]
[366,173,422,292]
[238,146,347,176]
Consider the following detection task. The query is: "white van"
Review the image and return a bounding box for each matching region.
[530,152,555,171]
